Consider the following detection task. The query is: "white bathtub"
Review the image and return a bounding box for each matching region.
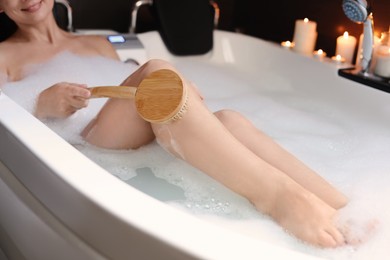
[1,30,389,260]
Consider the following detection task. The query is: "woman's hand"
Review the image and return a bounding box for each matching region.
[35,82,91,119]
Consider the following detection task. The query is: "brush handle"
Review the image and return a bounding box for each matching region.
[89,86,136,99]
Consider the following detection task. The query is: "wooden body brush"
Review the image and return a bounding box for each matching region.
[89,69,188,124]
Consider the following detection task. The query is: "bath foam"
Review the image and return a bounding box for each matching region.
[2,54,390,259]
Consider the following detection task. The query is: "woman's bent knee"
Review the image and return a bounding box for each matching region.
[121,59,177,87]
[140,59,176,75]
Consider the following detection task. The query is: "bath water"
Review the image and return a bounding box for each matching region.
[2,53,390,259]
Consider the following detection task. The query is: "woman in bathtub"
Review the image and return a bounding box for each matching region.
[0,0,350,247]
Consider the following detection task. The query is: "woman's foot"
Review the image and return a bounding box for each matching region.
[254,181,346,247]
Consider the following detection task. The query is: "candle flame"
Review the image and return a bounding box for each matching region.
[343,31,349,38]
[331,55,345,63]
[281,41,293,48]
[304,18,309,23]
[317,49,323,54]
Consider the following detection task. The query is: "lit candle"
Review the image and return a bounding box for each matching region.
[331,54,346,64]
[281,41,294,49]
[292,18,318,55]
[374,46,390,78]
[336,31,357,64]
[313,49,327,60]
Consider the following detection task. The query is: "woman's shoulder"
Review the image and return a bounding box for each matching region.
[0,39,17,55]
[0,41,14,74]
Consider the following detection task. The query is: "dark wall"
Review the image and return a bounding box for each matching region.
[68,0,133,32]
[232,0,390,55]
[68,0,389,56]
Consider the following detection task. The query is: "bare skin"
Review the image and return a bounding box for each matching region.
[0,0,349,247]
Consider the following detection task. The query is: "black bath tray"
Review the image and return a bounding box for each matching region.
[338,67,390,94]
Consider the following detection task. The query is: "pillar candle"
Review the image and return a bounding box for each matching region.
[292,18,317,55]
[374,45,390,78]
[335,31,357,64]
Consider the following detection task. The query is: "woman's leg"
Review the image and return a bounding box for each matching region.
[83,60,346,247]
[81,59,178,149]
[213,109,348,210]
[152,84,346,247]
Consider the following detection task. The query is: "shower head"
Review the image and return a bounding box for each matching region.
[342,0,374,73]
[342,0,369,23]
